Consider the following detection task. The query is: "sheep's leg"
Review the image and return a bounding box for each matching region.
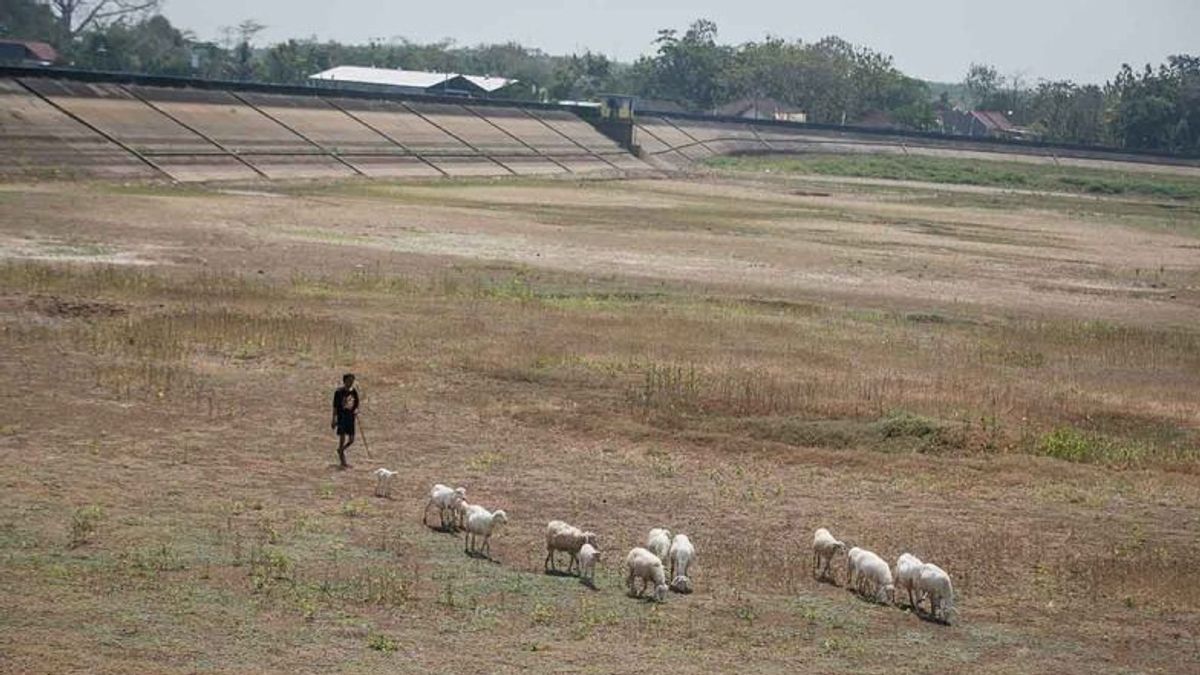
[482,535,491,558]
[423,499,434,526]
[544,549,555,572]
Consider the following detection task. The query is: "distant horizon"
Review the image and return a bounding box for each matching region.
[161,0,1198,85]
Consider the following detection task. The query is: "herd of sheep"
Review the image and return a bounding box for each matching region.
[814,527,957,623]
[377,471,955,623]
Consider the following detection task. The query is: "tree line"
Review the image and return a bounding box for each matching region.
[2,2,1197,154]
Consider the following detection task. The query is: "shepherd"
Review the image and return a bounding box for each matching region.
[331,373,360,469]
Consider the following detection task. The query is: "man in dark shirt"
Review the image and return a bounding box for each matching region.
[331,373,360,468]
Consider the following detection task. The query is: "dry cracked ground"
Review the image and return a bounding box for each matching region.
[1,164,1199,674]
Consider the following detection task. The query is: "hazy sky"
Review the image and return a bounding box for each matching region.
[162,0,1199,83]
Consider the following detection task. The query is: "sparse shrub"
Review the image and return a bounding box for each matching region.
[69,505,104,548]
[341,498,369,518]
[248,546,293,592]
[530,602,556,626]
[354,568,412,607]
[124,544,187,572]
[367,634,398,653]
[876,410,939,439]
[1033,427,1150,466]
[467,449,506,472]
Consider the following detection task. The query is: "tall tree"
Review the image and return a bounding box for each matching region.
[635,19,732,111]
[48,0,161,41]
[0,0,58,41]
[964,63,1001,108]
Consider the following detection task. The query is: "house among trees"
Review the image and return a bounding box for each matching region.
[938,109,1034,140]
[308,65,519,98]
[0,39,58,67]
[714,97,807,123]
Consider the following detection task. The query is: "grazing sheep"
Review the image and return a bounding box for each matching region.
[423,484,466,531]
[854,550,895,604]
[646,528,671,561]
[625,547,668,602]
[450,498,471,530]
[544,520,598,575]
[670,575,694,594]
[667,534,695,593]
[812,528,847,581]
[846,547,866,589]
[578,542,599,586]
[372,468,397,498]
[915,563,956,623]
[893,553,924,609]
[464,507,507,558]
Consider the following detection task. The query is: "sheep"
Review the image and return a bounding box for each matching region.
[646,528,671,561]
[893,553,924,609]
[625,547,668,602]
[544,520,598,575]
[667,534,695,593]
[451,498,471,530]
[422,484,466,531]
[372,468,397,498]
[812,528,847,582]
[846,546,866,589]
[854,550,895,604]
[914,563,956,623]
[578,542,599,586]
[464,507,507,558]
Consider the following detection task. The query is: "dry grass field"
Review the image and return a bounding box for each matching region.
[1,158,1199,673]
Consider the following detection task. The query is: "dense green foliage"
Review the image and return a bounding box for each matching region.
[707,154,1200,201]
[2,2,1196,153]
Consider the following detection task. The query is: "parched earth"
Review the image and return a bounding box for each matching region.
[1,171,1198,674]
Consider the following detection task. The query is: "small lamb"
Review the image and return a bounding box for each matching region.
[578,542,599,586]
[544,520,598,575]
[423,484,466,531]
[854,550,895,604]
[372,468,397,498]
[646,528,671,561]
[464,506,508,558]
[915,563,956,623]
[667,534,695,593]
[893,553,924,609]
[625,547,668,602]
[812,528,847,581]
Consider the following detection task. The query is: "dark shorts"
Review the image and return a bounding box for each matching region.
[336,414,356,436]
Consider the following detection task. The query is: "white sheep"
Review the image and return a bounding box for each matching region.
[578,542,599,586]
[373,468,397,498]
[544,520,598,575]
[893,553,924,609]
[422,484,466,531]
[846,546,866,589]
[464,506,507,558]
[854,550,895,604]
[646,528,671,561]
[625,547,668,602]
[667,533,695,593]
[915,563,956,623]
[812,528,847,581]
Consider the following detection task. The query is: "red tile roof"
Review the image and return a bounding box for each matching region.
[0,39,59,63]
[970,111,1015,132]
